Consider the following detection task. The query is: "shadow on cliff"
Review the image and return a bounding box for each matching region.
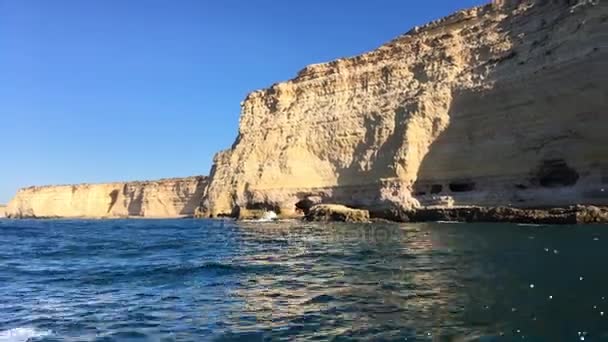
[127,186,144,216]
[335,105,411,186]
[180,178,208,216]
[412,1,608,207]
[411,2,542,205]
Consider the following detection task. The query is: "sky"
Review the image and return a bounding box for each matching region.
[0,0,487,203]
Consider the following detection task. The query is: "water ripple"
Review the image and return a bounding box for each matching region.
[1,219,608,340]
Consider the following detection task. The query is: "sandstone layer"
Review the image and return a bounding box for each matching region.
[6,176,207,219]
[200,0,608,220]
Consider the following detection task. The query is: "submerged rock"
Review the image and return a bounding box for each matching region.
[306,204,370,223]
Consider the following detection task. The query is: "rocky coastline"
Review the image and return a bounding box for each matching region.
[4,0,608,224]
[387,205,608,225]
[297,203,608,225]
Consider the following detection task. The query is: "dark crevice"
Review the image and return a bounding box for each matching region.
[449,182,476,193]
[295,199,316,215]
[430,184,443,194]
[108,190,119,214]
[488,51,518,64]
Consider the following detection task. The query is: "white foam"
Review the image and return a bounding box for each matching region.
[255,211,278,222]
[0,327,51,342]
[240,211,279,223]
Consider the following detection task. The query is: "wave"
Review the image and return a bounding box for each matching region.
[0,327,51,342]
[75,261,285,285]
[305,293,336,304]
[144,261,280,276]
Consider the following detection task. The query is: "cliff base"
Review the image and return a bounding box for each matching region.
[306,204,371,223]
[394,205,608,225]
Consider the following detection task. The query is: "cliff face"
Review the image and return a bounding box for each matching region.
[201,0,608,218]
[6,177,208,218]
[0,205,6,218]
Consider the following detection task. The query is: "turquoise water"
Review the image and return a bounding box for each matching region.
[1,219,608,341]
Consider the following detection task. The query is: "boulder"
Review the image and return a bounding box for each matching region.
[576,205,608,224]
[306,204,370,223]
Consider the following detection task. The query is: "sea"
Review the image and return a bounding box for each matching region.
[1,219,608,341]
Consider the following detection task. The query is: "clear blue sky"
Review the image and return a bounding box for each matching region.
[0,0,487,203]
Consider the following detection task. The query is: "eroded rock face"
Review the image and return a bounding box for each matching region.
[6,177,208,219]
[201,0,608,219]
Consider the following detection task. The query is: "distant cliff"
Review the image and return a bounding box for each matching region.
[6,177,207,219]
[0,205,6,218]
[200,0,608,219]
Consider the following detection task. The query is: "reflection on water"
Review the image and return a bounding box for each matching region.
[1,219,608,341]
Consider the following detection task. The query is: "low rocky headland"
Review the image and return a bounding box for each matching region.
[4,0,608,224]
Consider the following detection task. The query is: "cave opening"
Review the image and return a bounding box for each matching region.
[430,184,443,194]
[247,202,281,214]
[537,159,579,187]
[449,182,476,193]
[295,199,316,215]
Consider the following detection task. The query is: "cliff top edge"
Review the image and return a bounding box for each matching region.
[242,1,501,102]
[18,175,208,192]
[242,0,594,102]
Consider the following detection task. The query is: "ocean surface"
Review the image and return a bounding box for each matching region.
[1,219,608,341]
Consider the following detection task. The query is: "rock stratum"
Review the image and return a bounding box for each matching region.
[199,0,608,220]
[5,177,207,219]
[5,0,608,222]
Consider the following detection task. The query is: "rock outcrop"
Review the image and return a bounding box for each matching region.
[6,176,208,219]
[405,205,608,225]
[0,205,6,218]
[200,0,608,220]
[306,204,370,223]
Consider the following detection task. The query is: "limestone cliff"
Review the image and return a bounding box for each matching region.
[6,176,207,219]
[201,0,608,219]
